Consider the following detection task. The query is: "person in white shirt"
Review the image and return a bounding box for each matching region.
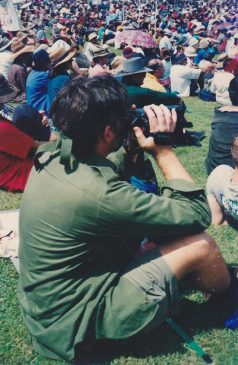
[84,32,100,64]
[159,29,173,52]
[210,59,235,105]
[227,34,238,59]
[184,46,197,67]
[226,33,235,55]
[0,37,13,79]
[160,49,172,90]
[170,53,202,97]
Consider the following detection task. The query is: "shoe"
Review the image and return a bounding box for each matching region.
[205,265,238,312]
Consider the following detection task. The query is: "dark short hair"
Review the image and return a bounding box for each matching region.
[50,76,128,156]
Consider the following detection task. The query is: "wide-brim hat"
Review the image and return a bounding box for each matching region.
[36,44,49,52]
[0,75,18,104]
[174,53,187,64]
[88,32,97,41]
[16,31,28,42]
[217,53,228,62]
[184,46,197,57]
[199,38,209,48]
[0,37,12,52]
[215,61,224,70]
[164,28,172,36]
[92,48,109,61]
[195,25,205,32]
[49,39,77,67]
[189,38,199,47]
[193,29,201,35]
[11,44,35,60]
[116,57,152,77]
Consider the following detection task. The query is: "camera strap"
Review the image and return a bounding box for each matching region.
[166,318,213,364]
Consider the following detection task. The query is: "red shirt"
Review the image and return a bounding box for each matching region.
[0,120,35,192]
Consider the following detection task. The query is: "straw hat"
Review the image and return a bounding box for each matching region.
[199,39,209,49]
[36,44,49,52]
[0,75,17,104]
[16,31,28,42]
[11,38,35,59]
[189,38,199,47]
[49,40,77,67]
[215,62,224,70]
[198,60,215,71]
[184,46,197,57]
[217,53,228,62]
[92,48,109,61]
[88,32,97,41]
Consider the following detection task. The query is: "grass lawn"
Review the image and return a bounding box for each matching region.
[0,97,238,365]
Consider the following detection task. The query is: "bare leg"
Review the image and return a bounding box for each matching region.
[158,232,230,294]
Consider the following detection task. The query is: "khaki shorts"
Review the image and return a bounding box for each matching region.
[123,245,180,331]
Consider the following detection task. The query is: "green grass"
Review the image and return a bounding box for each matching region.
[0,97,238,365]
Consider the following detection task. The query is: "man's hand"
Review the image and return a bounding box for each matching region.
[134,104,177,154]
[134,104,193,182]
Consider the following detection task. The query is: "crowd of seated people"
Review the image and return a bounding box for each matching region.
[0,21,238,193]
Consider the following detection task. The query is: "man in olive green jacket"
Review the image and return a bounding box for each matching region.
[18,76,230,363]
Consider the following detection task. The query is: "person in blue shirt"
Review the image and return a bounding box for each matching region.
[194,39,209,65]
[46,40,77,114]
[26,49,51,113]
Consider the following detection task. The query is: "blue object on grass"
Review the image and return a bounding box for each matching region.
[224,310,238,330]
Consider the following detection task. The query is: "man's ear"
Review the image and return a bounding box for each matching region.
[102,125,115,143]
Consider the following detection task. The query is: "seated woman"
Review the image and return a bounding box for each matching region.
[0,75,52,192]
[205,75,238,175]
[207,135,238,229]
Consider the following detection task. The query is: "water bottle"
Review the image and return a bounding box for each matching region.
[224,310,238,330]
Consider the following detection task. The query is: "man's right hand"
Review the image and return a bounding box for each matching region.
[133,104,177,155]
[134,104,193,182]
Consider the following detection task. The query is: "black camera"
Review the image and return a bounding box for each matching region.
[127,104,186,145]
